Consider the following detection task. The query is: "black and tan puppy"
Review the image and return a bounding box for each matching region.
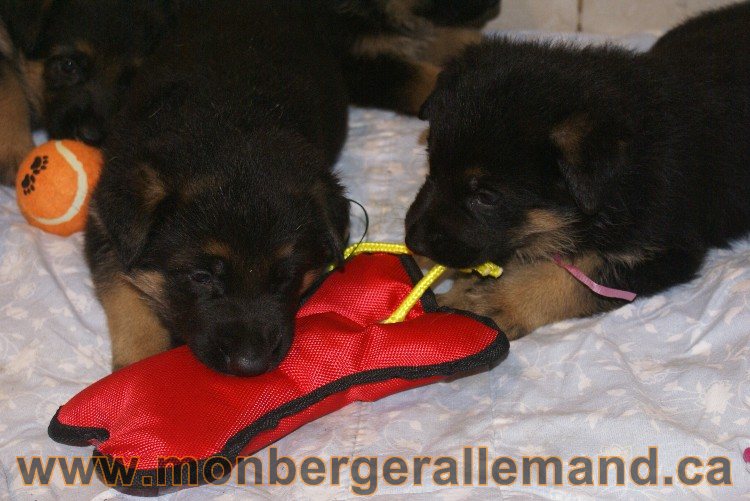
[406,2,750,340]
[0,0,175,184]
[86,0,499,375]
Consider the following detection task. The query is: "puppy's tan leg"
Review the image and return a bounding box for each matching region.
[440,254,613,340]
[0,61,35,185]
[99,275,171,370]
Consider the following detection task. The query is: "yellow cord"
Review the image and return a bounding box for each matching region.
[335,242,502,324]
[382,264,448,324]
[344,242,413,260]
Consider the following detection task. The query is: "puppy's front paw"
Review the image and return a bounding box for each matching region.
[436,277,529,340]
[480,311,529,341]
[101,277,172,373]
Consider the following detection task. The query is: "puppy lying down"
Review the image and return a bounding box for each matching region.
[86,0,500,375]
[406,2,750,339]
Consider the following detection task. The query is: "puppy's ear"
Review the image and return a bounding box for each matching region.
[323,223,346,267]
[551,112,630,215]
[92,161,170,269]
[323,195,350,266]
[312,178,350,266]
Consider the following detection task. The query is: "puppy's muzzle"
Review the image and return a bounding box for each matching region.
[406,197,483,268]
[202,298,294,377]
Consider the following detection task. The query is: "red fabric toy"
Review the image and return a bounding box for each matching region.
[48,253,508,492]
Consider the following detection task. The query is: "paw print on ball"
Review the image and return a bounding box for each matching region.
[21,155,48,195]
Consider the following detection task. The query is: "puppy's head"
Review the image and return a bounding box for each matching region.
[93,127,349,376]
[406,40,645,268]
[29,0,174,145]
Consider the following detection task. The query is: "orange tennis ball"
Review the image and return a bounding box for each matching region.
[15,140,103,236]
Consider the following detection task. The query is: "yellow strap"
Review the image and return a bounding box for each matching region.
[338,242,502,324]
[344,242,413,259]
[382,264,448,324]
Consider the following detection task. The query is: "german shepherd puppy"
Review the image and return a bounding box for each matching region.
[0,0,174,184]
[86,0,500,375]
[406,2,750,340]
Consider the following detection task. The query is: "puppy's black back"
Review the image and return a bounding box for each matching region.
[647,2,750,247]
[651,1,750,86]
[122,1,348,165]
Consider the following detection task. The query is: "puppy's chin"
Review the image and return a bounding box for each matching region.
[188,343,231,375]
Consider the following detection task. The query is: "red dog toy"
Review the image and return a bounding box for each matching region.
[49,253,508,492]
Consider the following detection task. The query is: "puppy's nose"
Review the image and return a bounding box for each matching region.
[222,319,287,376]
[227,354,270,377]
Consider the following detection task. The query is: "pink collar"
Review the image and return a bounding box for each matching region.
[552,255,637,302]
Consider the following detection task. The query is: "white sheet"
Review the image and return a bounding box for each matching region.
[1,32,749,500]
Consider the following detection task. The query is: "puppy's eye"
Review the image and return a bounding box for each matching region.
[60,58,76,74]
[190,270,213,285]
[46,54,86,88]
[210,259,226,277]
[472,189,502,206]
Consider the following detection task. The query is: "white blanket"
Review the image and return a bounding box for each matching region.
[1,32,749,500]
